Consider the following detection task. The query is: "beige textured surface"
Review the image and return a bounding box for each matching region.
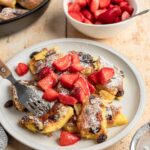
[1,0,149,149]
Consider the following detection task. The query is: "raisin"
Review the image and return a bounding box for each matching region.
[48,114,59,121]
[4,100,13,108]
[116,90,124,97]
[107,114,112,120]
[97,134,107,143]
[89,127,100,134]
[30,51,39,59]
[79,52,93,63]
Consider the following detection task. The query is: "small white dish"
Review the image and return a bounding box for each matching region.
[63,0,139,39]
[0,38,146,150]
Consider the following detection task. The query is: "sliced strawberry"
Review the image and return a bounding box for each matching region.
[58,94,78,105]
[98,6,121,24]
[38,74,54,91]
[97,67,114,85]
[88,71,98,84]
[93,9,107,19]
[69,64,84,72]
[99,0,111,8]
[15,63,28,76]
[42,89,59,102]
[60,73,79,88]
[121,11,130,20]
[74,76,90,96]
[108,4,114,9]
[68,2,81,12]
[90,0,100,13]
[69,12,84,22]
[87,81,96,94]
[95,21,102,24]
[59,131,80,146]
[114,16,121,23]
[71,87,86,103]
[70,52,80,64]
[38,67,52,79]
[83,18,93,24]
[75,0,87,8]
[120,2,134,14]
[53,54,72,71]
[112,0,124,4]
[82,9,94,22]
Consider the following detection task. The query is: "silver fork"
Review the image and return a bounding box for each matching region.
[0,60,50,117]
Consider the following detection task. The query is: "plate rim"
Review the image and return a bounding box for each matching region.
[0,38,146,150]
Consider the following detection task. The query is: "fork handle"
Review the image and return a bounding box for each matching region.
[0,59,12,79]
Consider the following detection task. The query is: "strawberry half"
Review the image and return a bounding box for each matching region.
[38,74,54,91]
[58,94,78,105]
[97,67,114,85]
[121,11,130,21]
[15,63,28,76]
[99,0,111,8]
[43,89,59,102]
[82,9,94,22]
[68,2,81,12]
[71,87,86,103]
[88,71,98,84]
[60,73,79,88]
[87,81,96,94]
[90,0,100,13]
[53,54,72,71]
[59,131,80,146]
[75,0,87,8]
[69,12,84,22]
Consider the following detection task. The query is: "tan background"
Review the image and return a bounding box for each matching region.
[0,0,149,149]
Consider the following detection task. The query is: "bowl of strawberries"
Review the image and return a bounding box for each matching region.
[63,0,139,39]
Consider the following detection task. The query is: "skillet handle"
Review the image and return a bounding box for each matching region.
[0,59,12,79]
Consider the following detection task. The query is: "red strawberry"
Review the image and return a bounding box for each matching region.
[71,87,86,103]
[68,2,81,12]
[97,67,114,85]
[75,0,87,8]
[87,82,96,94]
[99,0,111,8]
[38,74,54,91]
[59,131,80,146]
[74,76,90,96]
[42,89,59,102]
[111,0,124,4]
[70,52,80,63]
[98,6,121,24]
[108,4,114,9]
[69,12,84,22]
[83,18,93,24]
[121,11,130,20]
[38,67,52,79]
[58,94,78,105]
[15,63,28,76]
[88,71,98,84]
[53,54,72,71]
[69,64,84,72]
[60,73,79,88]
[93,9,107,19]
[114,17,121,23]
[120,2,134,15]
[82,9,94,22]
[90,0,100,13]
[95,21,102,24]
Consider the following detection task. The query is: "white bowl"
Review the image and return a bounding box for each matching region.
[63,0,139,39]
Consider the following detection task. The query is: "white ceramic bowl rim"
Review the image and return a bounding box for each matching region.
[63,0,139,27]
[0,38,146,150]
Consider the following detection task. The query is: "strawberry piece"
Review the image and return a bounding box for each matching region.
[114,17,121,23]
[38,67,52,79]
[98,6,121,24]
[59,131,80,146]
[88,71,98,84]
[38,74,54,91]
[87,81,96,94]
[53,54,72,71]
[69,64,84,72]
[99,0,111,8]
[97,67,114,85]
[68,2,81,12]
[69,12,84,22]
[74,76,90,96]
[90,0,100,13]
[121,11,130,20]
[58,94,78,105]
[42,89,59,102]
[108,4,114,9]
[70,52,80,63]
[111,0,124,4]
[15,63,28,76]
[95,21,102,24]
[83,18,93,24]
[75,0,87,8]
[120,2,134,14]
[93,9,107,19]
[60,73,79,88]
[82,9,94,22]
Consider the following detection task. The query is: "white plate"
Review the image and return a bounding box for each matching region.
[0,38,146,150]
